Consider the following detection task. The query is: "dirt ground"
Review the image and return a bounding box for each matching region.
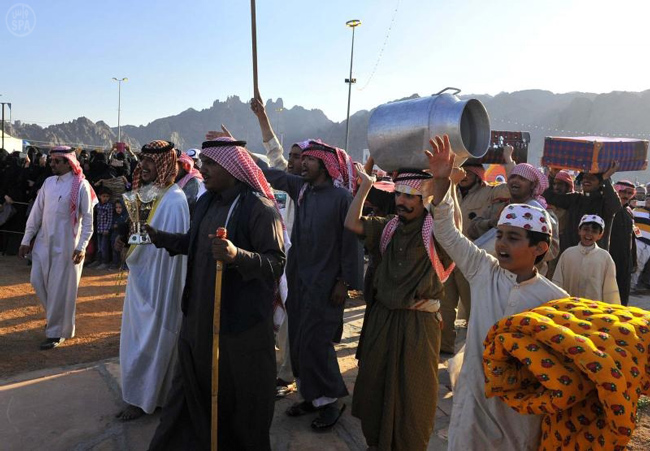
[0,254,125,377]
[1,253,649,448]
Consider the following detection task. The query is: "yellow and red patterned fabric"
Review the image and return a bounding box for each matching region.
[483,298,650,451]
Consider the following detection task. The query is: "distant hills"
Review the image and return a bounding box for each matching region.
[7,89,650,181]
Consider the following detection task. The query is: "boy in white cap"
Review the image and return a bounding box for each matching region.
[552,214,620,304]
[427,134,568,451]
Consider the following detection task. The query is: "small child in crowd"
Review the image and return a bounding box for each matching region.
[110,199,129,270]
[552,214,620,304]
[88,187,113,269]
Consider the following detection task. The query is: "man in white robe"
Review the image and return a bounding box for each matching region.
[116,140,189,421]
[19,146,96,350]
[427,135,569,451]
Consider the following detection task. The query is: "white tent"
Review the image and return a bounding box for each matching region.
[1,132,24,153]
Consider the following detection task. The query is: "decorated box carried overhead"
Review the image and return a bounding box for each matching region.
[542,136,648,173]
[475,131,530,164]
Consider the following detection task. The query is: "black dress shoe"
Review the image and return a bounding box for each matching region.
[40,338,65,350]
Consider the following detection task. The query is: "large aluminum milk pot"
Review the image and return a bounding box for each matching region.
[367,88,491,171]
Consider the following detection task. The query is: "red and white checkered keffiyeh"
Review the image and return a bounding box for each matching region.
[511,163,549,208]
[393,171,431,196]
[176,152,203,188]
[379,170,454,283]
[201,137,280,211]
[297,141,357,205]
[50,146,98,234]
[555,170,575,193]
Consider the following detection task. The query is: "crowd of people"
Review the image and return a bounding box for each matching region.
[6,97,650,450]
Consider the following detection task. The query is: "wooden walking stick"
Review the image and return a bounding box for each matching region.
[211,227,227,451]
[250,0,260,100]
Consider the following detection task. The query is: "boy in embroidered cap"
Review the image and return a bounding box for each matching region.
[427,134,568,451]
[551,214,620,304]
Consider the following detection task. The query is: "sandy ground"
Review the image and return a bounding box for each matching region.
[1,254,649,448]
[0,254,125,377]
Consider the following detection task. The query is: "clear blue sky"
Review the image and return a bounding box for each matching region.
[3,0,649,128]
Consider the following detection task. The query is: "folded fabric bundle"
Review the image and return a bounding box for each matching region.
[483,298,650,451]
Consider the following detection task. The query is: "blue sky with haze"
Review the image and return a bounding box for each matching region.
[3,0,648,127]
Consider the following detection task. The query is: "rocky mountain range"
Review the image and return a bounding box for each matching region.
[7,89,650,180]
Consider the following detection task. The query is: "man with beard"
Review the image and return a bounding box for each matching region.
[609,180,637,305]
[543,162,620,252]
[345,166,453,451]
[116,140,190,421]
[18,146,96,349]
[255,139,359,430]
[147,137,285,450]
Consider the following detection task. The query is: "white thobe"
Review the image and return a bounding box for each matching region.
[433,186,568,451]
[21,172,94,339]
[552,243,621,304]
[120,184,189,414]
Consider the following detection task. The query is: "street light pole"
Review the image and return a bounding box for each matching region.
[344,19,361,153]
[112,77,128,143]
[0,100,9,151]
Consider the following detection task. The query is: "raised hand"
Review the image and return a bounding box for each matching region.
[603,160,620,180]
[205,124,234,141]
[424,134,455,180]
[250,97,267,119]
[503,144,514,163]
[354,162,376,188]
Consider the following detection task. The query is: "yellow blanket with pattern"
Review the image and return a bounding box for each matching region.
[483,298,650,451]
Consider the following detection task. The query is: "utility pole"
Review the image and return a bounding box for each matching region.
[344,19,361,152]
[0,101,9,150]
[112,77,128,143]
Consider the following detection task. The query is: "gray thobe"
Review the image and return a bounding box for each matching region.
[261,163,359,402]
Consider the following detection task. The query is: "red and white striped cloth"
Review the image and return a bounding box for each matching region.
[379,170,455,283]
[297,141,357,205]
[50,146,98,234]
[201,137,280,211]
[554,170,575,193]
[176,152,203,188]
[511,163,549,208]
[393,170,430,196]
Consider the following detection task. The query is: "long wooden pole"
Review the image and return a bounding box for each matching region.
[250,0,260,100]
[211,227,227,451]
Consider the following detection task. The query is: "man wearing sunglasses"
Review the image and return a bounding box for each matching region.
[18,146,97,350]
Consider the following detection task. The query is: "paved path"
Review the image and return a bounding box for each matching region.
[1,293,648,450]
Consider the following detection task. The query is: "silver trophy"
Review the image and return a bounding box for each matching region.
[122,185,162,245]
